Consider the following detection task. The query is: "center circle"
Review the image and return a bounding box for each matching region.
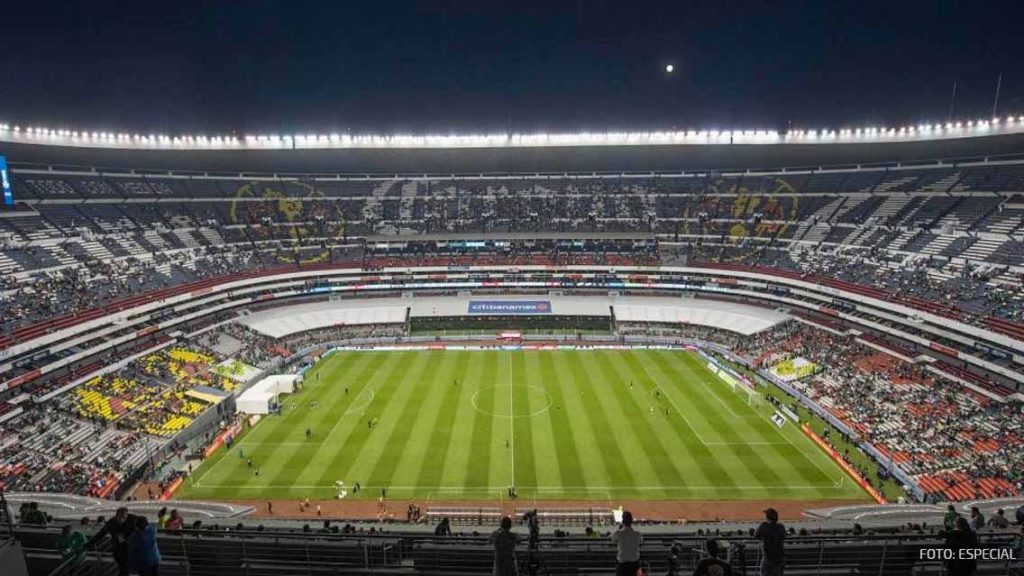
[471,384,553,419]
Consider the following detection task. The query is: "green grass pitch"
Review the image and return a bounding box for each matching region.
[177,349,869,502]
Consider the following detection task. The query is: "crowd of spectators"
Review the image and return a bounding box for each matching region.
[196,323,281,369]
[0,245,279,332]
[57,346,240,437]
[278,323,407,352]
[789,247,1024,322]
[661,241,1024,324]
[2,345,234,497]
[14,503,1023,576]
[737,321,1024,502]
[2,231,1022,352]
[0,406,148,497]
[615,322,742,348]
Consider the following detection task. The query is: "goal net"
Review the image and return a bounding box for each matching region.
[708,361,762,407]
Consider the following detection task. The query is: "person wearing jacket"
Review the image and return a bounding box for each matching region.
[85,507,137,576]
[129,516,161,576]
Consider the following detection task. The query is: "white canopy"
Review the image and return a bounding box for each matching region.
[236,374,298,415]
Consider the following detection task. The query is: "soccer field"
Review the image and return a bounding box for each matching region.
[178,349,868,502]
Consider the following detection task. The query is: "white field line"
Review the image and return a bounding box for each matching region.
[193,484,845,491]
[690,356,847,485]
[630,358,709,445]
[508,353,515,486]
[193,356,374,487]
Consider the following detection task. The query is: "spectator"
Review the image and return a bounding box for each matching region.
[1011,525,1024,563]
[754,508,785,576]
[611,510,641,576]
[166,510,184,531]
[489,515,517,576]
[23,502,48,525]
[944,505,959,531]
[58,525,87,560]
[666,542,685,576]
[157,507,168,530]
[988,509,1009,529]
[434,517,452,536]
[970,507,985,532]
[1015,504,1024,526]
[944,516,979,576]
[86,507,137,576]
[129,516,161,576]
[694,538,732,576]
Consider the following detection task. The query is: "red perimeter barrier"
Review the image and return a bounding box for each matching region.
[203,436,224,459]
[160,477,184,501]
[801,423,886,504]
[203,422,244,458]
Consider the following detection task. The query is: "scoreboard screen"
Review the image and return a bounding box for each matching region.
[0,156,11,206]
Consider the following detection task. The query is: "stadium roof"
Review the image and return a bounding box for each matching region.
[2,114,1024,175]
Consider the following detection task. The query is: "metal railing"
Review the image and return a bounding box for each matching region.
[0,489,14,537]
[15,523,1024,576]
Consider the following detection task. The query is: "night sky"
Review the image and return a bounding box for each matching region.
[2,0,1022,135]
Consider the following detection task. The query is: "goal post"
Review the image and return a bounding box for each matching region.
[707,359,762,407]
[741,386,762,407]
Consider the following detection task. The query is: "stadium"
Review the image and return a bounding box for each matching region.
[2,4,1024,574]
[0,114,1022,575]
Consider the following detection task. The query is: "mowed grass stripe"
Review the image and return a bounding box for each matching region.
[364,352,449,487]
[654,350,797,498]
[265,351,376,443]
[585,352,671,496]
[522,352,563,491]
[486,352,512,491]
[619,351,702,488]
[549,352,614,490]
[564,352,637,492]
[179,349,869,502]
[684,353,853,492]
[387,351,461,490]
[438,352,487,489]
[188,351,388,497]
[262,351,388,491]
[414,352,473,490]
[534,351,586,491]
[600,351,690,496]
[308,351,414,490]
[464,351,500,488]
[292,350,395,479]
[626,351,737,491]
[511,352,541,491]
[682,354,838,489]
[678,352,846,494]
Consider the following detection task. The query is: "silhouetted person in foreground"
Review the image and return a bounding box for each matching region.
[944,516,979,576]
[86,507,137,576]
[489,515,517,576]
[694,538,732,576]
[754,508,785,576]
[130,516,161,576]
[612,510,642,576]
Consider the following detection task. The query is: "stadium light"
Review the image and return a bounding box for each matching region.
[0,112,1021,149]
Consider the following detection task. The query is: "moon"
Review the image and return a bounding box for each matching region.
[665,64,674,73]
